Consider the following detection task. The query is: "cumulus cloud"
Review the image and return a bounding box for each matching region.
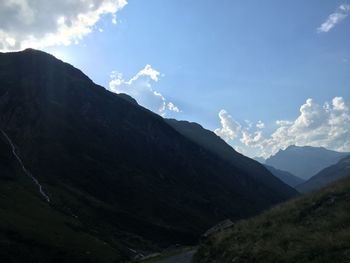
[215,97,350,158]
[108,65,180,116]
[0,0,127,51]
[256,121,265,129]
[317,4,350,33]
[214,110,242,141]
[276,120,293,126]
[167,102,180,113]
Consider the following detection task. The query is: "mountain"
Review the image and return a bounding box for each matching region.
[0,49,297,261]
[166,119,298,198]
[265,165,305,188]
[0,135,127,263]
[265,145,349,180]
[253,156,265,164]
[297,155,350,193]
[193,177,350,263]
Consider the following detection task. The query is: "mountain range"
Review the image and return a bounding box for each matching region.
[0,49,297,262]
[297,155,350,193]
[265,145,349,180]
[264,165,305,188]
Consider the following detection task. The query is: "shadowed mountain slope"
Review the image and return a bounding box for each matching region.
[166,119,298,197]
[0,129,127,263]
[0,49,296,261]
[264,165,305,188]
[297,155,350,193]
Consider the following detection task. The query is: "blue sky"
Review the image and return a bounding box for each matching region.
[1,0,350,157]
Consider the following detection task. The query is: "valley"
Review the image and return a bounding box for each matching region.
[0,49,297,262]
[0,2,349,262]
[0,49,349,263]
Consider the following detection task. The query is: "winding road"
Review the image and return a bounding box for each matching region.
[1,129,50,202]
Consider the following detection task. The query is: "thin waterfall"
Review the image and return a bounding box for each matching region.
[1,129,50,202]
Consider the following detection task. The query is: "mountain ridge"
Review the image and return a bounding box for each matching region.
[0,49,297,261]
[166,119,298,198]
[265,145,349,180]
[297,155,350,193]
[264,164,305,188]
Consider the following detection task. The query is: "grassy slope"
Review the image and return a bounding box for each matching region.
[0,135,132,262]
[193,177,350,263]
[0,181,126,263]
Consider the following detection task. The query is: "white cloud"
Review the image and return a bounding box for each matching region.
[0,0,127,51]
[244,120,253,129]
[214,110,242,141]
[215,97,350,158]
[167,102,180,113]
[108,65,180,116]
[276,120,293,126]
[240,130,265,148]
[256,121,265,129]
[317,4,350,33]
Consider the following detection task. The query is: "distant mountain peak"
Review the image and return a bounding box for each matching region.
[285,145,329,151]
[266,145,350,180]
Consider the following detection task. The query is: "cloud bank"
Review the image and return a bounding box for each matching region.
[109,65,180,116]
[0,0,127,51]
[317,4,350,33]
[215,97,350,158]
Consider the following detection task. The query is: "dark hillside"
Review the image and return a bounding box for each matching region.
[0,49,297,261]
[166,119,297,197]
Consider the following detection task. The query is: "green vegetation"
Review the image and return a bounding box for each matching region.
[193,177,350,263]
[0,130,161,262]
[0,179,125,263]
